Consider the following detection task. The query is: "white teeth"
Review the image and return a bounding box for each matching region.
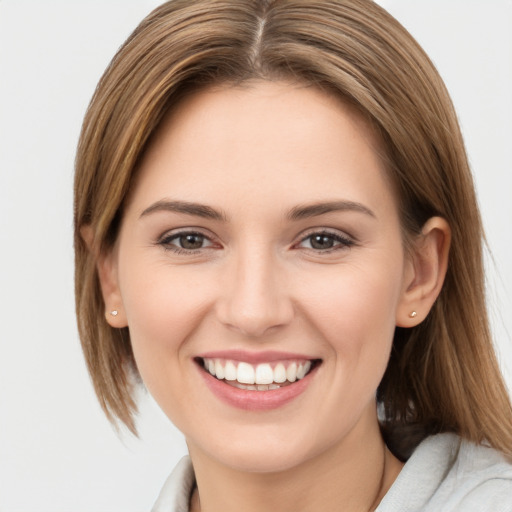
[214,360,225,380]
[297,362,307,380]
[273,363,287,383]
[255,363,274,385]
[224,361,237,381]
[201,358,315,387]
[286,362,297,382]
[231,382,282,391]
[237,362,255,384]
[232,382,249,390]
[295,361,311,380]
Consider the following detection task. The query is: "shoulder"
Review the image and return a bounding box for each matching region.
[378,433,512,512]
[445,436,512,511]
[151,456,195,512]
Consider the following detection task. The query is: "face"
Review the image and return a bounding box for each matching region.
[106,81,415,473]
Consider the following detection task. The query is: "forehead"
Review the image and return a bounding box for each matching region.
[128,80,396,218]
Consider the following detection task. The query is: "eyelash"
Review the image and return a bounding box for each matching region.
[156,229,355,255]
[157,230,215,255]
[295,230,355,253]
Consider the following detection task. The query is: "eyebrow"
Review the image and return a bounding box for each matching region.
[287,200,376,220]
[139,199,375,222]
[140,200,228,221]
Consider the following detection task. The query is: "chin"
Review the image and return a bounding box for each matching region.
[204,441,318,474]
[186,418,351,475]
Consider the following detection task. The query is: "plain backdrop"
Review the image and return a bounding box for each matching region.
[0,1,511,510]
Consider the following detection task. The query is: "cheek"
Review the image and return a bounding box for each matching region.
[117,255,212,375]
[299,258,403,366]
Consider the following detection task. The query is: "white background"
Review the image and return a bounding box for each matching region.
[0,1,511,510]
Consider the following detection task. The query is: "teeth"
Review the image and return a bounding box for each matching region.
[297,361,311,380]
[231,382,283,391]
[255,363,274,385]
[273,363,287,383]
[286,362,297,382]
[224,361,237,381]
[214,360,225,380]
[202,358,315,387]
[237,362,255,384]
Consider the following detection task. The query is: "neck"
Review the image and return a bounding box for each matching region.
[188,418,403,512]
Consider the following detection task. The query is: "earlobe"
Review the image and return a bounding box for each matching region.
[80,225,128,328]
[396,217,451,327]
[97,249,128,328]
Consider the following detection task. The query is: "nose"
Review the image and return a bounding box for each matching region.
[215,245,294,338]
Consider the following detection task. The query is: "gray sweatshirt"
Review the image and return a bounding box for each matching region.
[152,433,512,511]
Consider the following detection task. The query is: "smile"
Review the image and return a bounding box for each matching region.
[195,354,321,410]
[200,358,315,390]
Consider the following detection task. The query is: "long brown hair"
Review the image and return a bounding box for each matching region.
[74,0,512,457]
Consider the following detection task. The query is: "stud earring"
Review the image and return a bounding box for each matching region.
[409,311,417,318]
[110,310,118,317]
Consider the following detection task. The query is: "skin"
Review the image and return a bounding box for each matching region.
[97,81,450,512]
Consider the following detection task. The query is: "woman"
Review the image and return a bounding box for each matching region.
[74,0,512,510]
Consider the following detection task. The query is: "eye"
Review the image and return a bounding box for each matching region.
[158,230,215,253]
[298,231,354,251]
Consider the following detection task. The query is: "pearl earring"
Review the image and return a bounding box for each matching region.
[409,311,417,318]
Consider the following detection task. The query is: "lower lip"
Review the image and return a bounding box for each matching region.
[197,363,318,411]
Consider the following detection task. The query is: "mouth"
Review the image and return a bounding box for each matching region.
[195,357,321,392]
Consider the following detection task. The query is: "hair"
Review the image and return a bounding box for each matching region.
[74,0,512,458]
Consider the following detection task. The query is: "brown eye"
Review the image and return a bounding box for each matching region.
[179,233,205,250]
[298,231,354,252]
[158,231,214,252]
[310,234,335,250]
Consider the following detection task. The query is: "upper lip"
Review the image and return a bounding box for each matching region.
[196,350,319,364]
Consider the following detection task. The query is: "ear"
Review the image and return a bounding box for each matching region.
[396,217,451,327]
[80,225,128,328]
